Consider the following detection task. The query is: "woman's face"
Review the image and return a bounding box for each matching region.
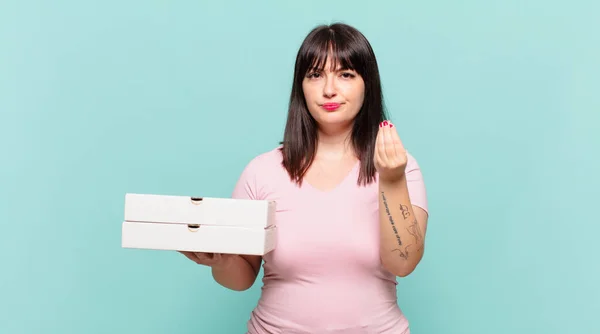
[302,58,365,130]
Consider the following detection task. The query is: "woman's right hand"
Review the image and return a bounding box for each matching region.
[178,251,237,269]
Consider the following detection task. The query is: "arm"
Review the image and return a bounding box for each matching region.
[211,255,262,291]
[375,120,429,277]
[211,154,265,290]
[379,177,429,277]
[179,252,262,291]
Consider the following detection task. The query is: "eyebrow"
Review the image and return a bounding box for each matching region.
[307,65,353,72]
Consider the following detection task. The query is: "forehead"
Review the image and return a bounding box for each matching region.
[309,54,352,72]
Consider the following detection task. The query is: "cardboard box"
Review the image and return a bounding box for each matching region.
[121,193,277,255]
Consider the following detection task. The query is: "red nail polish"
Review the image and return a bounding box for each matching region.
[383,121,388,126]
[390,124,394,128]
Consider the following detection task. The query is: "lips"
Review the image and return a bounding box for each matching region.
[322,103,341,111]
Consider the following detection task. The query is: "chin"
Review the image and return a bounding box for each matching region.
[314,112,354,127]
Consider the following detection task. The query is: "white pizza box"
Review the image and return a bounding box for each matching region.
[121,193,277,255]
[123,193,276,228]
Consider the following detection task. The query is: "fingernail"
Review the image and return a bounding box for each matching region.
[379,122,383,128]
[383,121,388,126]
[389,123,394,128]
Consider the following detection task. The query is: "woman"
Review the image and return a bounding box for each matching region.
[181,23,429,334]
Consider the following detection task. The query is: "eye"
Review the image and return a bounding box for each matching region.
[340,71,356,79]
[306,72,321,79]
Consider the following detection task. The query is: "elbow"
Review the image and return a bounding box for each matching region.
[381,252,424,278]
[217,279,255,292]
[211,271,257,292]
[229,284,253,292]
[232,277,259,291]
[382,260,416,277]
[392,265,416,277]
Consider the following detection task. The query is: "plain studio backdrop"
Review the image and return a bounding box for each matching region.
[1,1,598,333]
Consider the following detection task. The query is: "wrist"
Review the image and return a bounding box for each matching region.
[379,173,407,188]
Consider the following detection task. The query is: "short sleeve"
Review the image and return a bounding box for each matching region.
[405,152,428,214]
[231,156,262,201]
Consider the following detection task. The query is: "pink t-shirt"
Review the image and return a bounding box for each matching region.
[231,147,428,334]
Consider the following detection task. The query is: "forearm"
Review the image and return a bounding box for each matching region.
[211,255,259,291]
[379,175,424,276]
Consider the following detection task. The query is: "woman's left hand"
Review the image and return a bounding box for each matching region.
[374,120,407,183]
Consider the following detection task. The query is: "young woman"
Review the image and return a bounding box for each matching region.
[181,22,429,334]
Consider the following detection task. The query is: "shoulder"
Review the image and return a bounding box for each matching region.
[231,146,285,200]
[241,145,284,175]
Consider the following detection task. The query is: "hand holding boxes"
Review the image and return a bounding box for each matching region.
[121,193,277,256]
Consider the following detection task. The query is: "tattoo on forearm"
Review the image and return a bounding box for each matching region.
[406,219,423,244]
[392,218,423,259]
[399,204,410,219]
[392,248,409,259]
[381,191,402,247]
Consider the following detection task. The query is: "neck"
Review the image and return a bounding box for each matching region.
[315,123,355,160]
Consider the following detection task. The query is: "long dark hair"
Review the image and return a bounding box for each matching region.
[280,23,389,187]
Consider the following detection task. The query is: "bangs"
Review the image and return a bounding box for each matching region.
[297,29,362,75]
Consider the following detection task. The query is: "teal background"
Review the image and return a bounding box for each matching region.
[1,0,598,333]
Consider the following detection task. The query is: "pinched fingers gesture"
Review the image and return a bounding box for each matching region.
[374,120,407,183]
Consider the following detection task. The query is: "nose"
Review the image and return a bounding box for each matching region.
[322,74,337,98]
